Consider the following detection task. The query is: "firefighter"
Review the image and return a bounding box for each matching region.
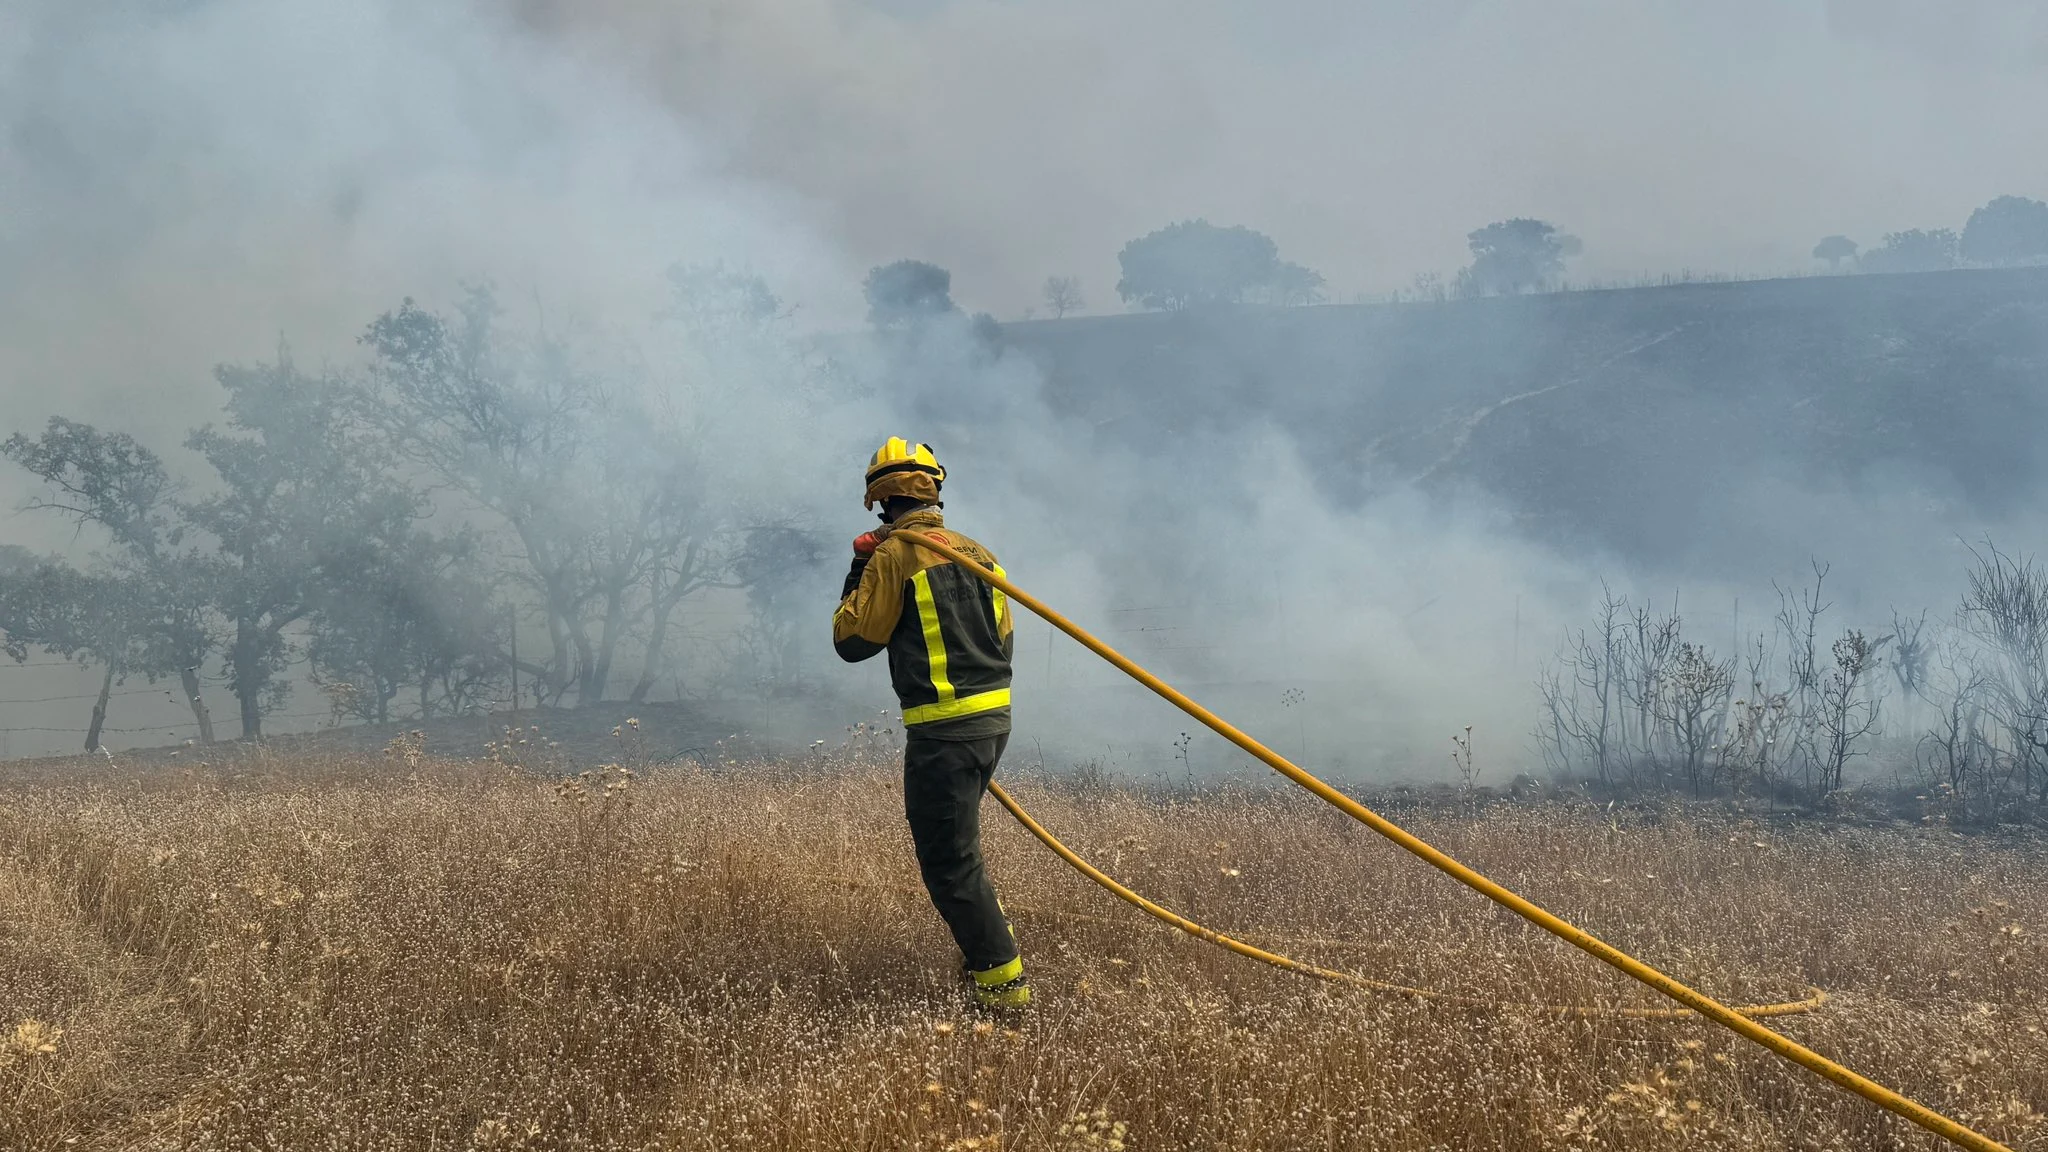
[833,438,1028,1011]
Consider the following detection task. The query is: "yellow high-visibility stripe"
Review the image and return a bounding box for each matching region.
[971,955,1024,986]
[911,569,953,704]
[902,688,1010,726]
[990,563,1009,632]
[905,563,1010,727]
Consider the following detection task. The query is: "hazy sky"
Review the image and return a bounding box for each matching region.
[522,0,2048,310]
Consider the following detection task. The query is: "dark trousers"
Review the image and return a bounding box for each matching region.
[902,733,1017,973]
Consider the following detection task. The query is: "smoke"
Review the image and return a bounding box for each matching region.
[2,0,2045,771]
[0,0,855,525]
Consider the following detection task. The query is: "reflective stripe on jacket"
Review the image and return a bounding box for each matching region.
[833,509,1014,732]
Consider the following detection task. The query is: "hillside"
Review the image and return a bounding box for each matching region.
[1004,268,2048,573]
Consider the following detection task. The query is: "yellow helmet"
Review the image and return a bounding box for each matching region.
[863,437,946,509]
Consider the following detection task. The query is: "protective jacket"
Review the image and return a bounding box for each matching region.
[834,508,1014,739]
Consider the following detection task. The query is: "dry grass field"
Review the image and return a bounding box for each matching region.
[0,736,2043,1151]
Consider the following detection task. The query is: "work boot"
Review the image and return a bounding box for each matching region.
[965,957,1032,1012]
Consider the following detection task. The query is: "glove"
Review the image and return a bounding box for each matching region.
[844,527,892,596]
[852,526,893,557]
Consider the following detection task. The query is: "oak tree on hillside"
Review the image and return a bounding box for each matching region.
[1861,228,1958,274]
[1116,220,1322,311]
[1961,196,2048,266]
[1457,218,1582,296]
[0,561,140,750]
[363,285,735,707]
[1812,235,1859,270]
[308,523,504,724]
[1264,261,1328,306]
[864,260,957,328]
[184,354,425,737]
[2,420,219,742]
[5,357,460,740]
[728,524,826,689]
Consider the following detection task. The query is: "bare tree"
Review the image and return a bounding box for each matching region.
[1657,642,1734,795]
[1538,588,1739,791]
[1885,607,1930,731]
[1531,548,2048,817]
[1617,603,1681,775]
[1534,585,1624,784]
[1721,658,1791,796]
[1958,541,2048,802]
[1916,636,1992,818]
[1041,276,1085,319]
[1887,608,1930,696]
[1773,562,1832,789]
[1816,630,1886,796]
[1534,661,1575,778]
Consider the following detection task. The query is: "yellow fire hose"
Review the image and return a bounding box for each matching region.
[985,782,1827,1020]
[810,865,1823,1018]
[891,528,2013,1152]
